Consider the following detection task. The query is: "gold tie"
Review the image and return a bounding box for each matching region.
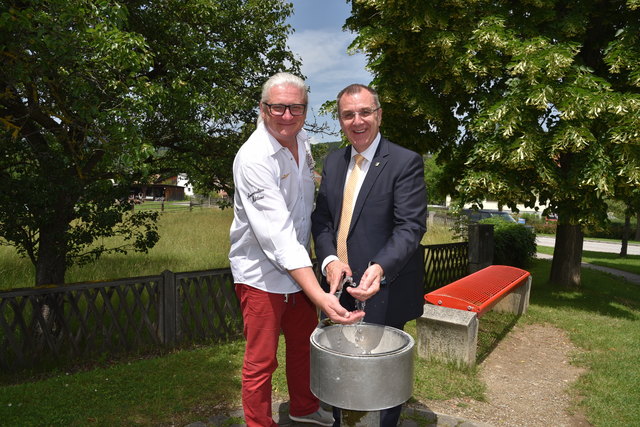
[337,154,365,263]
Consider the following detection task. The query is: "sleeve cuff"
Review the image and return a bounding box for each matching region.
[321,255,339,276]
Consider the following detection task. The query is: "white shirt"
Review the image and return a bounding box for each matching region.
[229,122,316,294]
[321,133,382,273]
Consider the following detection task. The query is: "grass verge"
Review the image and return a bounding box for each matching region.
[537,246,640,276]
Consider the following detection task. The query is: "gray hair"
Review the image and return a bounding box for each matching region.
[260,72,308,104]
[336,84,380,110]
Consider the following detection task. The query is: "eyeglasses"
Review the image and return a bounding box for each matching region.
[339,107,380,121]
[263,103,307,116]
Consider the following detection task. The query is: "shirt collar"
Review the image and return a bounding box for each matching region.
[258,122,309,156]
[350,132,381,164]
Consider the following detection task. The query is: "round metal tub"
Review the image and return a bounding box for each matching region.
[310,323,415,411]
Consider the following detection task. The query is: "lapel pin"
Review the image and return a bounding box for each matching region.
[375,162,380,167]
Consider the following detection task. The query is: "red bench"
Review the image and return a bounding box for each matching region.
[417,265,532,366]
[424,265,531,317]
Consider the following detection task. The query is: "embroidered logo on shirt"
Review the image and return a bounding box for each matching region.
[248,189,264,202]
[280,173,290,179]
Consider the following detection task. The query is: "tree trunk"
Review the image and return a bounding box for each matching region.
[33,208,73,339]
[549,223,583,288]
[620,214,630,257]
[35,210,71,286]
[35,234,67,286]
[635,212,640,241]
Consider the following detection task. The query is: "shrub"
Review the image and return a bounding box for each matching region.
[583,222,629,240]
[532,221,557,235]
[480,218,537,268]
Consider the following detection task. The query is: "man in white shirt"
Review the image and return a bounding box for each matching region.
[229,72,364,427]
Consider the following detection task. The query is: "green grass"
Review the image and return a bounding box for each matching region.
[422,222,459,245]
[0,209,234,290]
[0,342,246,426]
[537,246,640,276]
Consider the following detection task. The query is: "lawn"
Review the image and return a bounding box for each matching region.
[0,208,235,291]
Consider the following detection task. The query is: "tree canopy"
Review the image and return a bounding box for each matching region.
[346,0,640,286]
[0,0,300,286]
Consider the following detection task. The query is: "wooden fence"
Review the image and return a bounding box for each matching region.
[0,268,242,371]
[0,243,468,372]
[130,197,231,213]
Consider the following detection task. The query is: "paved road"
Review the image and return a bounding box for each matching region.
[536,236,640,255]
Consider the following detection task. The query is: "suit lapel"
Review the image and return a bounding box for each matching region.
[350,139,390,232]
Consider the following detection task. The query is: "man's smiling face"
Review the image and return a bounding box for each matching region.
[338,89,382,153]
[260,84,307,146]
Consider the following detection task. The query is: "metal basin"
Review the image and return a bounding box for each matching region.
[310,323,415,411]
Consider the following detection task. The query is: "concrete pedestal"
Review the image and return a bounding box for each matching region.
[417,305,478,367]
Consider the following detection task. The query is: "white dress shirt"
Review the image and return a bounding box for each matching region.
[321,133,382,273]
[229,122,316,294]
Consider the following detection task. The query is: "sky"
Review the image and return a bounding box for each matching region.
[286,0,373,142]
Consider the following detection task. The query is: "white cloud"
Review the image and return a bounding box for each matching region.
[288,29,371,101]
[288,28,373,142]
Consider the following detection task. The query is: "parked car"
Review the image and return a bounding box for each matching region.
[461,209,517,223]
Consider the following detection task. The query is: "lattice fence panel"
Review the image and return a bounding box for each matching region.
[423,242,468,292]
[0,277,162,370]
[176,269,242,343]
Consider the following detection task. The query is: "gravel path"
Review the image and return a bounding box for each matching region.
[416,323,591,426]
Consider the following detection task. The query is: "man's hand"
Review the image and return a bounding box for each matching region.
[286,266,364,325]
[347,263,384,301]
[325,259,352,295]
[319,292,365,324]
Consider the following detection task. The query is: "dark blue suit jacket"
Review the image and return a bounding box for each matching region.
[311,137,428,328]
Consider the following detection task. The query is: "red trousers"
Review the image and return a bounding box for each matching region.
[235,284,320,427]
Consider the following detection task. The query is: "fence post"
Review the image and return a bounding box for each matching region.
[468,223,494,273]
[159,270,177,346]
[428,211,436,227]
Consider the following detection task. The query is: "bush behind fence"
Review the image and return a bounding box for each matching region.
[0,243,468,372]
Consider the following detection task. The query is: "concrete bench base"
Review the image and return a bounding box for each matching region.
[417,275,532,367]
[417,305,479,366]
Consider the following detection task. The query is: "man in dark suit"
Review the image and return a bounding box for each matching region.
[311,84,428,426]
